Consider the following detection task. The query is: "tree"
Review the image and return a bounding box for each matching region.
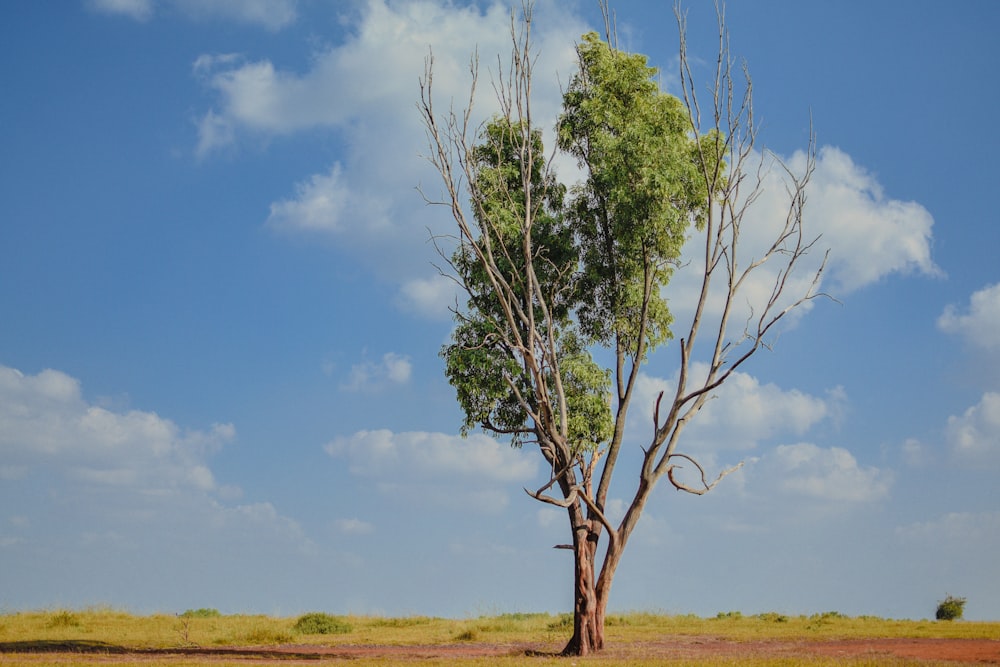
[418,2,826,656]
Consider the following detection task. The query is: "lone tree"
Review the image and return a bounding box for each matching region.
[419,2,826,656]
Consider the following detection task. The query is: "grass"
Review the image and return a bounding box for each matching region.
[0,607,996,666]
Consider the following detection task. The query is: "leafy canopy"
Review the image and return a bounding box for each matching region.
[443,32,709,453]
[558,32,708,355]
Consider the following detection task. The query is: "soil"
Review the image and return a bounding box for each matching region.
[3,636,999,664]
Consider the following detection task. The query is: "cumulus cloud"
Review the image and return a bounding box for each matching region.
[945,392,1000,465]
[87,0,297,29]
[938,283,1000,352]
[767,443,891,503]
[631,364,840,453]
[0,365,232,492]
[669,147,939,337]
[396,274,459,320]
[192,1,936,323]
[325,429,538,513]
[341,352,412,392]
[193,0,584,313]
[0,364,315,610]
[796,147,940,292]
[194,1,573,143]
[267,164,350,232]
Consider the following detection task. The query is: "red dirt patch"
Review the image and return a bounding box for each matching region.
[3,636,999,663]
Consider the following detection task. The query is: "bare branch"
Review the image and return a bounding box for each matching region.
[667,455,744,495]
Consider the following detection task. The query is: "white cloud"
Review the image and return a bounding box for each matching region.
[325,429,536,483]
[0,365,232,492]
[0,364,316,610]
[193,1,937,326]
[194,0,585,313]
[938,283,1000,351]
[396,274,459,320]
[797,147,940,292]
[341,352,412,392]
[268,164,350,232]
[87,0,297,29]
[194,1,567,142]
[325,429,539,514]
[86,0,154,21]
[631,365,840,453]
[767,443,891,503]
[945,392,1000,465]
[669,147,939,334]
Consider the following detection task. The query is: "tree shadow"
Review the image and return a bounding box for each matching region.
[0,640,129,654]
[0,641,333,660]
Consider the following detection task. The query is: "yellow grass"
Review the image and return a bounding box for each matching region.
[0,607,996,666]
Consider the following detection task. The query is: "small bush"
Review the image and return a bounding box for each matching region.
[755,612,789,623]
[714,611,743,620]
[292,612,352,635]
[180,608,221,618]
[936,595,966,621]
[454,628,478,641]
[546,613,573,630]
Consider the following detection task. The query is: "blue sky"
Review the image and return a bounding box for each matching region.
[2,0,999,621]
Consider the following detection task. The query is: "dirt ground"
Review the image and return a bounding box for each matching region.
[4,636,1000,664]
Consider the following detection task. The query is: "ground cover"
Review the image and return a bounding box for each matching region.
[0,609,997,665]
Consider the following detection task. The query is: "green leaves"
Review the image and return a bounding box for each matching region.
[558,32,706,354]
[442,33,709,453]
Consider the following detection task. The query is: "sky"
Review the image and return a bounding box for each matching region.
[2,0,999,622]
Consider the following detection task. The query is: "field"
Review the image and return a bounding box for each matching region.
[1,608,998,665]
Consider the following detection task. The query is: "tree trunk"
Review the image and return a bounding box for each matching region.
[562,523,606,656]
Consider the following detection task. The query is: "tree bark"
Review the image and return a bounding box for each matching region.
[562,519,605,655]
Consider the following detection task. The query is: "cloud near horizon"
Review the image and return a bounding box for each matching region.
[0,363,316,607]
[0,365,232,493]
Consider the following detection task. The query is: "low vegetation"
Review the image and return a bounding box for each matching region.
[291,612,352,635]
[0,607,995,653]
[936,595,967,621]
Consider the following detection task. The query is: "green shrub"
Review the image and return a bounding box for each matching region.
[714,611,743,620]
[292,612,352,635]
[936,595,966,621]
[546,613,573,630]
[180,608,221,618]
[755,612,789,623]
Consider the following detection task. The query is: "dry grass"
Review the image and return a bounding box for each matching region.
[0,607,995,666]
